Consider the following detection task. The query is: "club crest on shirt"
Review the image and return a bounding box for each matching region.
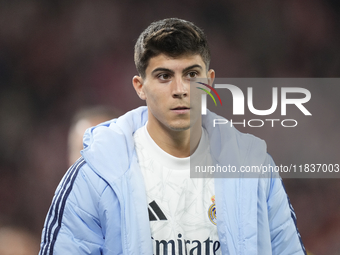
[208,195,217,225]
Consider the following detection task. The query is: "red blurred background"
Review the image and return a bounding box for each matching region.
[0,0,339,254]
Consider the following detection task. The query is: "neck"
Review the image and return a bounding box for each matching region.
[146,120,202,158]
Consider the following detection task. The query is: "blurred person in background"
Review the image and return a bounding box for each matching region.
[67,106,121,166]
[39,18,306,254]
[0,226,40,255]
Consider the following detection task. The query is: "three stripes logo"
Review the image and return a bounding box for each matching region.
[196,82,222,106]
[148,201,167,221]
[40,157,85,255]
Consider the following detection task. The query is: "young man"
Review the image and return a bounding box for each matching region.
[39,18,306,254]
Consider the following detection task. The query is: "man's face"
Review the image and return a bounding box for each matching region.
[133,54,214,132]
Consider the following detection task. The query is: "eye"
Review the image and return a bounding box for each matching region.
[158,73,171,81]
[187,71,198,78]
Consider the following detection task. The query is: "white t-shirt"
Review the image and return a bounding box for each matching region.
[133,124,221,255]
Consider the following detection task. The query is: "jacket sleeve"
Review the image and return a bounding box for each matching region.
[39,158,122,255]
[265,155,306,255]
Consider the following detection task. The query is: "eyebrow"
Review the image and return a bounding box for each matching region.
[151,64,203,76]
[183,64,203,73]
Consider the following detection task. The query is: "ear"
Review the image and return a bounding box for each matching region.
[207,69,215,86]
[132,75,146,100]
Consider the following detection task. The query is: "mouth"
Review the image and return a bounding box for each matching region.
[171,106,190,110]
[171,106,190,114]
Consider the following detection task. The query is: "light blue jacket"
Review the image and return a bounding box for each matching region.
[39,106,306,255]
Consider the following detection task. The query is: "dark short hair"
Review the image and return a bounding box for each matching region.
[134,18,211,78]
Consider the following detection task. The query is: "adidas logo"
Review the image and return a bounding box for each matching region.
[148,201,167,221]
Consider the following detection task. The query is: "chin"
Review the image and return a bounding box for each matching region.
[169,126,190,131]
[167,121,191,131]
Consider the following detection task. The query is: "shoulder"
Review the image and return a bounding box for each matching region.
[40,158,121,254]
[56,158,109,198]
[51,158,121,234]
[203,110,267,172]
[53,158,111,218]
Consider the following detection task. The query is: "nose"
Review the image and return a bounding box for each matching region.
[172,77,188,98]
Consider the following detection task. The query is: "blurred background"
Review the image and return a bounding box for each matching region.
[0,0,339,254]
